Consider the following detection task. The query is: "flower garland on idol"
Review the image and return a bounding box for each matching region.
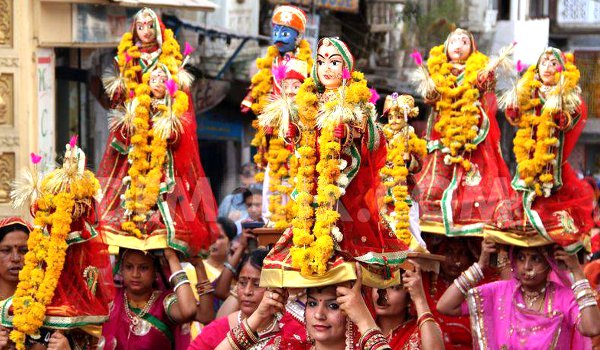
[113,29,191,237]
[290,70,372,276]
[250,40,313,183]
[512,53,580,197]
[427,44,488,170]
[9,140,101,350]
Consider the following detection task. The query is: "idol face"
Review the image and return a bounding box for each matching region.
[316,44,344,90]
[538,53,561,86]
[282,78,302,98]
[149,69,167,99]
[272,24,299,55]
[446,32,472,62]
[135,13,157,45]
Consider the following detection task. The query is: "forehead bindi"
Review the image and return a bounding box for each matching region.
[137,16,153,26]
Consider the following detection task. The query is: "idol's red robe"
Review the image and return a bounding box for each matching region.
[509,95,593,250]
[97,95,218,256]
[415,75,520,236]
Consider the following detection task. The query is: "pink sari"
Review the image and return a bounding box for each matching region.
[102,288,177,350]
[464,249,591,349]
[187,316,231,350]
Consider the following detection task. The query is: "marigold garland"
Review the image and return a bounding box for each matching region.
[380,127,426,245]
[427,45,488,170]
[265,137,293,228]
[116,28,186,237]
[10,168,100,350]
[290,73,372,276]
[513,56,581,197]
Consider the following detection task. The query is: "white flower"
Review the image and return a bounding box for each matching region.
[441,147,450,154]
[332,226,343,242]
[279,11,293,24]
[338,174,349,188]
[122,176,131,184]
[339,159,348,170]
[443,155,452,165]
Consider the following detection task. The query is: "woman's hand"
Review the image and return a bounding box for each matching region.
[47,331,71,350]
[337,263,376,332]
[554,248,584,279]
[402,260,426,304]
[478,239,497,269]
[164,248,180,265]
[246,288,287,333]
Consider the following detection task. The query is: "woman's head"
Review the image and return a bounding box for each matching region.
[315,37,354,91]
[445,28,476,62]
[306,285,347,346]
[512,246,552,289]
[435,237,476,280]
[371,285,410,319]
[536,47,565,86]
[237,248,269,316]
[120,249,158,295]
[210,217,236,261]
[0,218,31,285]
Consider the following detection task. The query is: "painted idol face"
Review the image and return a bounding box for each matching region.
[538,53,561,86]
[149,69,167,98]
[317,43,344,90]
[135,13,157,44]
[272,25,299,55]
[447,32,472,62]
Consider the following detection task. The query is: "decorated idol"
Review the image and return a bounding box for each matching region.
[503,47,594,251]
[258,58,309,228]
[379,94,427,251]
[98,7,218,256]
[243,5,313,183]
[4,139,114,350]
[260,37,411,289]
[414,28,518,236]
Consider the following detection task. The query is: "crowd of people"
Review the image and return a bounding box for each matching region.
[2,3,600,350]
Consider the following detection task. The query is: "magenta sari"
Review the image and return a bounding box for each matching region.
[102,288,177,350]
[464,249,591,350]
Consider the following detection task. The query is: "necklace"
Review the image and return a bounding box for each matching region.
[124,290,159,336]
[520,286,546,310]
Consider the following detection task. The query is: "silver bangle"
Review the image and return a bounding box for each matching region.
[169,269,186,283]
[174,280,191,292]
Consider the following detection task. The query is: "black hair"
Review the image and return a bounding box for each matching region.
[236,248,269,279]
[0,223,30,243]
[217,216,237,241]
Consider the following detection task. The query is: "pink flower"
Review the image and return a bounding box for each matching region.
[125,53,132,64]
[183,42,194,57]
[30,153,42,164]
[516,59,524,73]
[410,50,423,66]
[369,88,380,104]
[272,63,288,83]
[391,92,399,100]
[342,68,352,80]
[129,90,135,99]
[556,65,563,73]
[69,135,78,148]
[165,79,178,97]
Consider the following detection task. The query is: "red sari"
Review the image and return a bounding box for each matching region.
[386,320,421,350]
[102,288,177,350]
[422,273,472,349]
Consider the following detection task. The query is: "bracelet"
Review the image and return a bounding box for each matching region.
[578,299,598,312]
[174,279,190,292]
[227,322,259,350]
[224,262,238,275]
[572,279,591,292]
[242,318,260,343]
[358,328,388,350]
[358,328,381,349]
[416,312,434,326]
[418,317,437,331]
[169,270,186,284]
[454,278,468,296]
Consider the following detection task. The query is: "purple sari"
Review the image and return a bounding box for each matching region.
[102,288,177,350]
[464,248,591,349]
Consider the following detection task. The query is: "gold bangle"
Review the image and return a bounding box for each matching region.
[418,317,436,331]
